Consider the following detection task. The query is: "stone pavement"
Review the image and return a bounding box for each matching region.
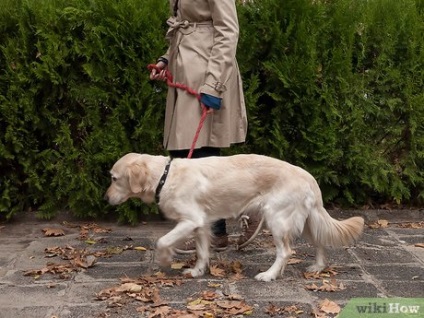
[0,209,423,318]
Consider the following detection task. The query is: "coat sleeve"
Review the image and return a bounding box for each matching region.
[199,0,240,99]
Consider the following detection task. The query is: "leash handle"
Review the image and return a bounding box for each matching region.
[147,63,209,159]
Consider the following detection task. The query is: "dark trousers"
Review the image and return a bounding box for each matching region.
[168,147,227,237]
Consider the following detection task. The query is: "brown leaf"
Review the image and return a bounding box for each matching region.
[305,279,344,292]
[369,219,390,229]
[201,291,219,301]
[230,260,243,274]
[415,243,424,248]
[209,264,226,277]
[229,272,245,281]
[116,283,142,293]
[304,271,321,279]
[319,298,341,314]
[265,303,280,316]
[397,221,424,229]
[227,294,244,301]
[171,262,186,269]
[305,283,319,291]
[378,219,389,228]
[287,258,303,265]
[42,228,65,237]
[207,282,222,288]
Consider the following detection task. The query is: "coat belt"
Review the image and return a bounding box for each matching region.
[166,17,213,39]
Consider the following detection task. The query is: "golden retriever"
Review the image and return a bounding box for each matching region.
[104,153,364,281]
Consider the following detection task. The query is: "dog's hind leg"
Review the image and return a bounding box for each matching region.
[306,244,327,273]
[183,226,211,278]
[255,207,294,282]
[255,233,292,282]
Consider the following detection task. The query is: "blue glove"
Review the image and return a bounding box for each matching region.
[200,93,222,110]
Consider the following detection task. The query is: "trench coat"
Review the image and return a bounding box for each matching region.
[160,0,248,151]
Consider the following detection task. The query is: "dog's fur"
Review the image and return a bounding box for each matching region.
[104,153,364,281]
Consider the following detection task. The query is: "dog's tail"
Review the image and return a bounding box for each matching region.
[304,207,364,247]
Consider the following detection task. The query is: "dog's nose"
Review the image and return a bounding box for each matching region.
[103,194,109,202]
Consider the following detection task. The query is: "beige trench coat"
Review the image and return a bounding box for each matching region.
[161,0,248,151]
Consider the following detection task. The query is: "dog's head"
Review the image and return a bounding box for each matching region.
[104,153,153,205]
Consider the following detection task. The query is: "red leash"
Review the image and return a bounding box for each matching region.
[147,64,208,159]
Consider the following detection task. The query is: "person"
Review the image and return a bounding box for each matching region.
[149,0,260,253]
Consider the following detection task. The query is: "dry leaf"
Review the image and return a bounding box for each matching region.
[209,264,226,277]
[288,258,303,265]
[133,246,147,251]
[319,298,341,314]
[42,228,65,237]
[227,294,243,301]
[397,221,424,229]
[378,219,389,227]
[414,243,424,248]
[368,219,389,229]
[201,291,219,301]
[171,262,186,269]
[305,279,344,292]
[230,260,243,274]
[216,300,243,309]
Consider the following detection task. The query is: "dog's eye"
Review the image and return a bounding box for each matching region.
[111,176,117,182]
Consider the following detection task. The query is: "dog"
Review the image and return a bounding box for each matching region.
[104,153,364,281]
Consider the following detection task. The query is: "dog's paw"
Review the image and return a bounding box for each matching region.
[155,247,173,266]
[306,264,326,273]
[255,272,277,282]
[183,267,205,278]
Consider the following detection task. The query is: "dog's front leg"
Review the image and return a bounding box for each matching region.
[183,226,210,278]
[156,220,197,266]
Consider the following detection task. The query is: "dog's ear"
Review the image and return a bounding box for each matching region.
[128,163,146,193]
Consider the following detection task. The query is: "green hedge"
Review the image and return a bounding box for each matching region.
[1,0,423,222]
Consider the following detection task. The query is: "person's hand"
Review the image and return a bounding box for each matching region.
[149,61,167,81]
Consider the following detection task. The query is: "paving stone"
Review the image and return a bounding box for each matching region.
[381,281,424,297]
[0,306,56,318]
[364,264,424,281]
[352,246,417,264]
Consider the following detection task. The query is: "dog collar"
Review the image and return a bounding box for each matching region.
[155,158,173,203]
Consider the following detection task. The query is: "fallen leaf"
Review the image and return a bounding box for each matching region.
[230,260,243,274]
[288,258,303,265]
[414,243,424,248]
[116,283,143,293]
[42,228,65,237]
[186,303,206,311]
[209,264,226,277]
[227,294,244,301]
[319,298,341,314]
[216,300,242,309]
[171,262,186,269]
[369,219,390,229]
[207,282,222,288]
[133,246,147,251]
[203,291,220,301]
[305,279,344,292]
[397,221,424,229]
[378,219,389,228]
